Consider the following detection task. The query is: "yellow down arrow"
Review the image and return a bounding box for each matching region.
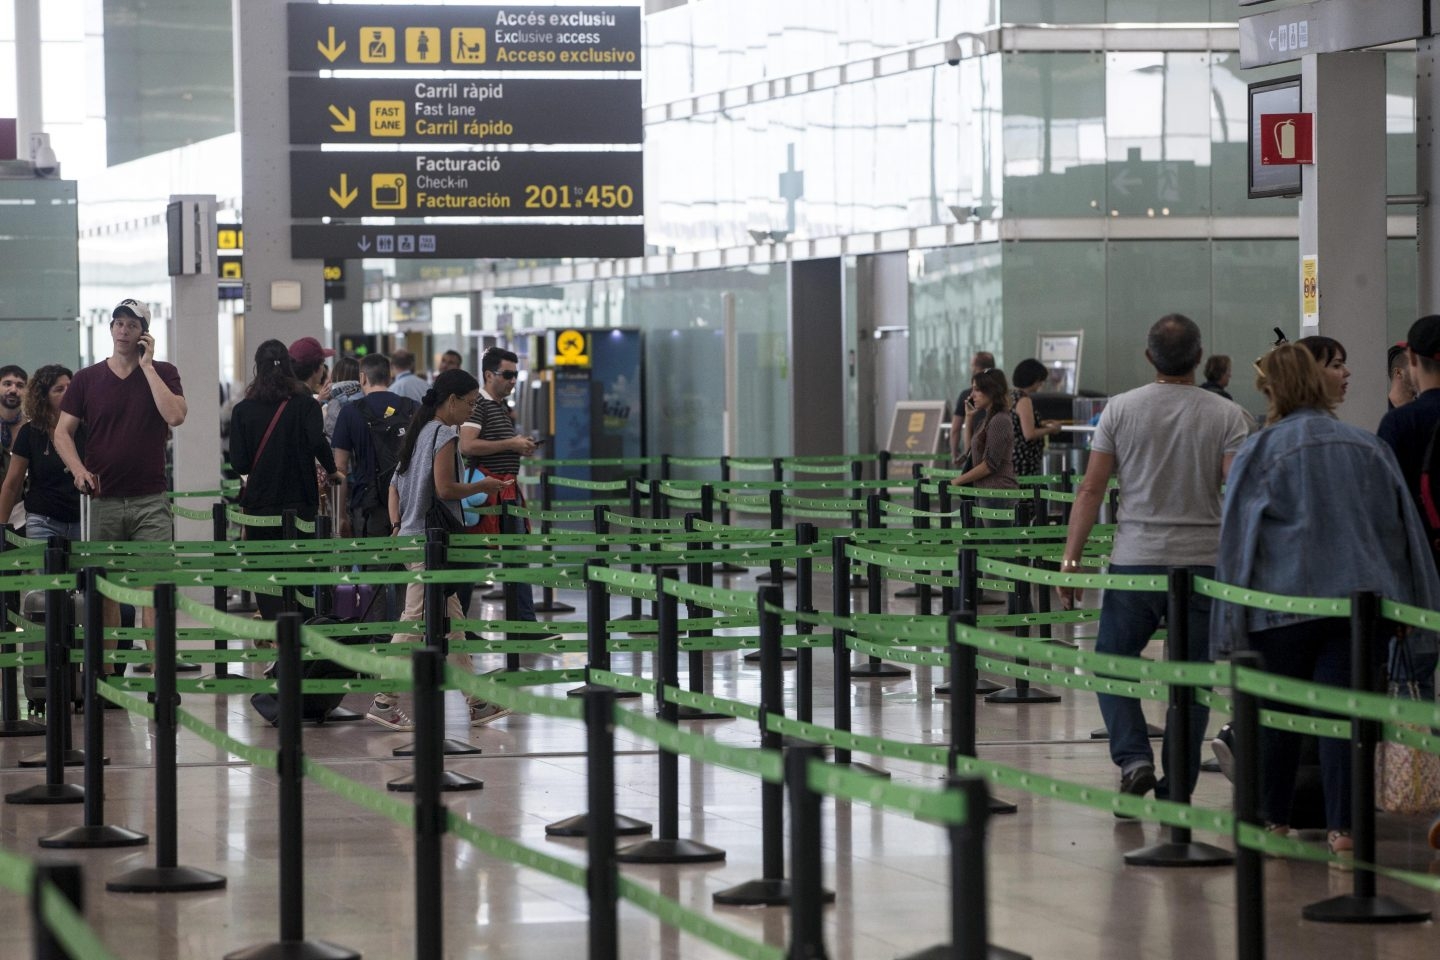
[329,173,358,209]
[328,104,356,133]
[317,26,346,62]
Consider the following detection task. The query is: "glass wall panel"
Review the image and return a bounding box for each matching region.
[1106,52,1211,216]
[1001,53,1106,217]
[1001,241,1108,393]
[1388,52,1417,197]
[1106,240,1211,394]
[910,243,1004,405]
[1209,53,1298,217]
[1388,238,1418,346]
[1211,239,1297,419]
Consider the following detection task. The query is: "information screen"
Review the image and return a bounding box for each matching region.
[1249,76,1302,199]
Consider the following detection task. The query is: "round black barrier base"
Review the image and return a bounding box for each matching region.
[753,570,797,583]
[974,678,1004,695]
[106,865,227,893]
[743,649,798,664]
[386,770,483,793]
[985,686,1062,705]
[1091,724,1164,740]
[895,586,919,599]
[1302,894,1432,924]
[224,939,361,960]
[849,575,867,589]
[39,824,148,849]
[391,737,482,758]
[616,837,727,864]
[712,878,836,907]
[849,661,911,680]
[934,683,952,696]
[176,662,203,673]
[0,719,45,737]
[899,943,1032,960]
[317,707,364,724]
[1123,840,1234,868]
[19,748,98,769]
[836,759,890,779]
[714,563,749,576]
[565,683,642,700]
[1047,637,1079,650]
[989,796,1019,815]
[676,705,732,721]
[533,599,577,613]
[545,812,652,838]
[5,783,84,805]
[481,588,505,602]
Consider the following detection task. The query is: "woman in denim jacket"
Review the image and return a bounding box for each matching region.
[1211,343,1440,863]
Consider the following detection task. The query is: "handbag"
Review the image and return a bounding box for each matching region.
[422,426,465,537]
[1375,638,1440,815]
[239,400,289,503]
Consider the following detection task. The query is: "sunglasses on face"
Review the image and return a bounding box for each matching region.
[495,370,518,381]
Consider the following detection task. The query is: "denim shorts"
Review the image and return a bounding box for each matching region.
[25,513,81,542]
[89,494,172,542]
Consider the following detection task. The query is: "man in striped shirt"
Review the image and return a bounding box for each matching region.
[460,347,544,626]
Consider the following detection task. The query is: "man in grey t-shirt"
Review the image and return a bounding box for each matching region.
[1058,314,1249,807]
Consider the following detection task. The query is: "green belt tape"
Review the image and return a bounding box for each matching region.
[171,504,214,521]
[0,546,48,570]
[546,476,631,491]
[587,565,659,599]
[176,594,277,641]
[726,457,774,470]
[845,542,954,573]
[39,881,124,960]
[170,489,228,499]
[1380,598,1440,631]
[1194,577,1351,617]
[0,846,33,894]
[665,686,760,721]
[94,576,153,607]
[879,501,962,519]
[662,579,756,616]
[507,506,596,522]
[971,507,1016,521]
[448,814,587,886]
[303,628,413,683]
[617,877,785,960]
[806,758,966,824]
[977,578,1014,592]
[1235,665,1440,729]
[5,530,42,547]
[451,637,587,655]
[1040,489,1078,503]
[446,667,585,720]
[656,483,703,499]
[974,656,1169,702]
[177,707,279,768]
[980,556,1166,592]
[589,668,657,697]
[665,456,722,468]
[847,635,946,668]
[0,573,78,592]
[614,706,782,782]
[95,681,155,720]
[603,512,687,531]
[536,457,657,469]
[977,609,1099,628]
[228,509,281,527]
[303,759,414,826]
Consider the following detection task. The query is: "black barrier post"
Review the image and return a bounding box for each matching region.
[851,495,908,680]
[1302,590,1430,923]
[493,509,527,674]
[794,522,817,722]
[848,459,864,535]
[877,450,891,485]
[534,471,576,615]
[893,464,924,603]
[947,611,1016,816]
[614,479,649,630]
[826,537,883,776]
[898,776,1031,960]
[1060,467,1074,524]
[312,507,333,619]
[909,477,931,613]
[585,688,621,960]
[1123,569,1231,867]
[985,551,1060,705]
[391,534,484,770]
[1031,484,1046,528]
[411,646,447,960]
[7,546,84,803]
[225,612,359,960]
[957,545,1003,696]
[1034,556,1077,651]
[754,488,795,584]
[786,744,830,960]
[1230,651,1266,960]
[31,861,84,960]
[617,579,725,864]
[937,482,954,532]
[107,583,227,893]
[209,503,231,679]
[0,531,44,736]
[677,514,727,721]
[38,568,147,847]
[279,510,299,614]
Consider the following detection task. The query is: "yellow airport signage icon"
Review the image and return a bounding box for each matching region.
[359,26,395,63]
[451,28,487,64]
[372,173,407,210]
[220,260,242,280]
[553,329,590,367]
[369,100,405,137]
[405,27,441,63]
[217,228,243,250]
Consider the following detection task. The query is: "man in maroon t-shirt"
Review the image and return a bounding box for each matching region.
[54,298,186,642]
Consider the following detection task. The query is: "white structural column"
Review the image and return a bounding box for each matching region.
[1299,51,1387,430]
[169,195,222,543]
[234,0,325,356]
[14,0,41,151]
[1418,38,1440,318]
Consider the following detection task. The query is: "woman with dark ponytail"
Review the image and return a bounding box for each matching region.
[230,339,343,619]
[368,368,511,731]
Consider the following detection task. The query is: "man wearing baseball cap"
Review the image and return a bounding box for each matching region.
[288,336,334,397]
[53,298,186,656]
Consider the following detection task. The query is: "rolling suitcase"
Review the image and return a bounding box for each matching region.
[19,589,82,717]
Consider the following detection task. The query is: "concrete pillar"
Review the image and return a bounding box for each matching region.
[168,195,222,542]
[14,0,41,151]
[1418,38,1440,318]
[234,0,325,356]
[1298,51,1387,429]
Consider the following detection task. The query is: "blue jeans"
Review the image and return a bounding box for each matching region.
[1095,564,1214,797]
[501,512,536,622]
[26,513,80,543]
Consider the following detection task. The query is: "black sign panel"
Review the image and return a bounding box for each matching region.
[291,223,645,260]
[288,77,642,146]
[290,150,643,219]
[287,3,641,72]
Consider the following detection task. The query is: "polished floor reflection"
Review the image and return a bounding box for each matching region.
[0,572,1436,960]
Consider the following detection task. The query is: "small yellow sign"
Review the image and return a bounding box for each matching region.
[220,261,242,280]
[359,26,395,63]
[451,27,487,64]
[217,229,243,250]
[907,412,926,433]
[369,100,405,137]
[372,173,407,210]
[404,27,441,63]
[1301,255,1319,322]
[553,329,590,367]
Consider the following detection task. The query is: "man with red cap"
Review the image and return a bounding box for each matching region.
[288,336,334,398]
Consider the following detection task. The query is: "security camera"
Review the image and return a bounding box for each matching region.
[944,37,962,66]
[29,133,57,177]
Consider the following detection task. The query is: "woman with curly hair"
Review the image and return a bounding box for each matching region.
[0,365,83,540]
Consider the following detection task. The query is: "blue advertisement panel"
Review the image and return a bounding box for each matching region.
[589,328,643,472]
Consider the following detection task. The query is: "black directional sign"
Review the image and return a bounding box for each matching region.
[290,150,643,219]
[288,77,642,146]
[291,223,645,260]
[287,3,641,72]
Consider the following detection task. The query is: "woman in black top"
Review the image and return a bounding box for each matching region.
[0,365,83,540]
[230,340,342,618]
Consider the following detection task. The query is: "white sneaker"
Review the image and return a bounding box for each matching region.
[366,701,414,731]
[468,701,510,727]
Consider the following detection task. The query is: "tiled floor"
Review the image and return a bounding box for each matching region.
[0,572,1437,959]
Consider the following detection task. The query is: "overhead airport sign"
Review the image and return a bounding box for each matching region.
[287,3,641,72]
[288,77,642,145]
[289,150,642,218]
[1239,0,1426,68]
[291,223,645,260]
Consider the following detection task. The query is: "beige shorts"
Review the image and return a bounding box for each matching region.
[88,494,173,542]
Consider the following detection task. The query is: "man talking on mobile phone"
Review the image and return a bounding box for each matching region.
[53,298,187,664]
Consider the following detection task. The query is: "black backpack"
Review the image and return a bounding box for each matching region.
[356,398,412,510]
